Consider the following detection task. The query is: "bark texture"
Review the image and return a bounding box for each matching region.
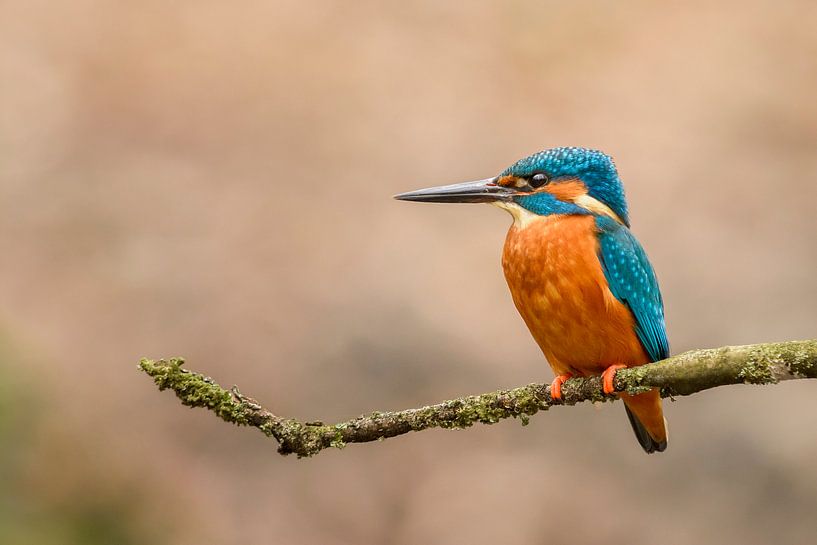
[139,339,817,457]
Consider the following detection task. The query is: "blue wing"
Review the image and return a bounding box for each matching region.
[595,216,669,362]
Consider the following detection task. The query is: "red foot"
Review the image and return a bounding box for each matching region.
[601,364,627,394]
[550,373,573,401]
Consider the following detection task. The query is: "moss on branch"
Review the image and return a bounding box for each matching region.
[139,339,817,458]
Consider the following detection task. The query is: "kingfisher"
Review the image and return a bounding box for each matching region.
[395,147,668,453]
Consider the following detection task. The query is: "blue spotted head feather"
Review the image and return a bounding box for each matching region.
[501,147,630,226]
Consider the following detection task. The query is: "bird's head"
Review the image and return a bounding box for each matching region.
[395,147,629,227]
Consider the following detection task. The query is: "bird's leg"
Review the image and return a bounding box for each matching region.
[549,373,573,401]
[601,364,628,395]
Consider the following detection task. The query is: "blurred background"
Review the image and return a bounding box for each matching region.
[1,1,816,544]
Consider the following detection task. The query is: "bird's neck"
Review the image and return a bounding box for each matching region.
[491,201,542,228]
[492,200,589,229]
[492,197,626,228]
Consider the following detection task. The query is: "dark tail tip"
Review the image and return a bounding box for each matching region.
[624,405,668,454]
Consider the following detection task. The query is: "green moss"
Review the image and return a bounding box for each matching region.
[780,343,817,378]
[330,431,346,449]
[141,340,817,459]
[263,419,327,458]
[258,421,277,437]
[138,358,250,426]
[737,350,778,385]
[513,385,547,413]
[473,394,505,424]
[625,366,648,385]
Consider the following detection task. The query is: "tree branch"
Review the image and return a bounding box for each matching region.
[139,340,817,458]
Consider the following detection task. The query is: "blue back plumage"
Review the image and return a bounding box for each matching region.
[502,147,630,227]
[595,216,669,362]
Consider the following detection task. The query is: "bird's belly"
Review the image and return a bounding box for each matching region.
[501,215,649,376]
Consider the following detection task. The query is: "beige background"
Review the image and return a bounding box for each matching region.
[1,1,816,544]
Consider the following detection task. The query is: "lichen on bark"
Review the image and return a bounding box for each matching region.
[139,339,817,458]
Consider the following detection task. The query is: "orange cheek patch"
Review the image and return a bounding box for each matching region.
[497,175,525,188]
[543,179,587,201]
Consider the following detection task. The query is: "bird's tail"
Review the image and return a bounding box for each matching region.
[620,390,667,454]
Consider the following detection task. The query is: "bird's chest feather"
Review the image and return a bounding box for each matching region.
[501,214,647,374]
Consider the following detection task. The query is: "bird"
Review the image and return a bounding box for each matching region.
[395,147,669,453]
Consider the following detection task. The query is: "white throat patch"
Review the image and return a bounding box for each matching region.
[491,196,625,227]
[490,201,542,228]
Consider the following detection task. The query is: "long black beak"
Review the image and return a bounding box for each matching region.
[394,178,514,204]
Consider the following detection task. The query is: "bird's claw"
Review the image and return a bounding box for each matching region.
[601,364,627,395]
[550,373,573,401]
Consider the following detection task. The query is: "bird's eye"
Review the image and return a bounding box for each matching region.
[530,172,550,188]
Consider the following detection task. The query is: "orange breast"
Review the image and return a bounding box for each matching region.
[502,214,650,376]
